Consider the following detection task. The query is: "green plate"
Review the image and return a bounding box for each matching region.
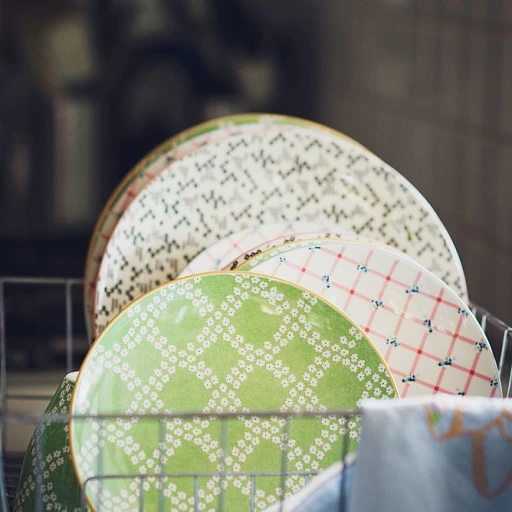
[71,272,397,511]
[14,373,84,512]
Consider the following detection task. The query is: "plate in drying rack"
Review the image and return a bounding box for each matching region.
[71,272,398,511]
[93,126,467,337]
[236,239,500,398]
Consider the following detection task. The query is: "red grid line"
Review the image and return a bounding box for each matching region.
[342,250,375,312]
[403,272,428,335]
[320,249,365,273]
[418,290,460,309]
[432,310,464,393]
[419,323,477,346]
[276,251,477,347]
[247,246,496,397]
[364,329,387,342]
[387,306,416,362]
[391,368,454,395]
[384,270,422,361]
[265,258,487,386]
[320,248,462,312]
[450,361,489,382]
[394,343,491,383]
[399,332,430,398]
[188,228,263,272]
[279,260,369,305]
[398,342,443,363]
[306,245,468,311]
[323,246,413,291]
[462,351,483,395]
[327,247,347,275]
[293,249,317,286]
[364,259,399,336]
[401,286,443,398]
[217,230,259,262]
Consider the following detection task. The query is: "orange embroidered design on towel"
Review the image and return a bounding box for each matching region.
[425,405,512,499]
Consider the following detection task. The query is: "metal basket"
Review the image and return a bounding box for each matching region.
[0,277,510,511]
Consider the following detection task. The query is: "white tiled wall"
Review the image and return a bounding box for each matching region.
[317,0,512,323]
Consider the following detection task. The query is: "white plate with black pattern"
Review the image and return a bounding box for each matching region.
[93,126,467,336]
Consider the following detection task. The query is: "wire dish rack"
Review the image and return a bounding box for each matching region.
[0,277,511,512]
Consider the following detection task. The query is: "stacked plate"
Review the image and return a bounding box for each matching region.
[16,114,501,512]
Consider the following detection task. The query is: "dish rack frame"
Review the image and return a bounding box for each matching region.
[0,276,510,512]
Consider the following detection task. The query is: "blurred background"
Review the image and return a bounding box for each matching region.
[0,0,511,369]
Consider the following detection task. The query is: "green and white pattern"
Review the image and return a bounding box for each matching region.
[15,373,83,512]
[72,273,397,511]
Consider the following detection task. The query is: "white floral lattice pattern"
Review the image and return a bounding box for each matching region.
[73,273,396,511]
[15,377,83,512]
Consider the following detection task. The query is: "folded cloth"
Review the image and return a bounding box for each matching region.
[349,396,512,512]
[263,453,356,512]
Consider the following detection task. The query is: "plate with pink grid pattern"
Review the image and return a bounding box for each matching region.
[235,239,501,398]
[178,221,406,277]
[216,227,413,274]
[178,221,341,276]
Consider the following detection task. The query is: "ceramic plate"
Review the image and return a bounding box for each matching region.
[84,114,369,339]
[94,126,467,336]
[179,222,411,278]
[236,240,500,398]
[178,221,349,276]
[71,272,397,511]
[15,373,80,512]
[221,230,411,275]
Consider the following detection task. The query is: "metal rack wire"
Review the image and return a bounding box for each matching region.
[0,277,511,511]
